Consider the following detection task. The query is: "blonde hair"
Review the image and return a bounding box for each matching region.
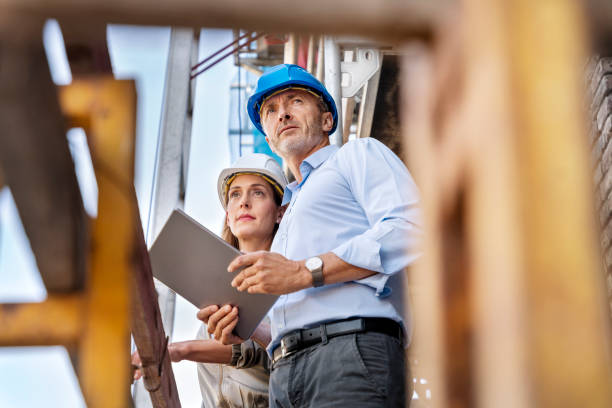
[221,176,283,250]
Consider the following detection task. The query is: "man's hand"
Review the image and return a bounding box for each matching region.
[229,251,311,295]
[196,304,244,345]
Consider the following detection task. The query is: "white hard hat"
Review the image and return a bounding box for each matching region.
[217,153,288,209]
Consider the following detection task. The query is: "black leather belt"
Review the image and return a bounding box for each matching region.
[272,317,403,364]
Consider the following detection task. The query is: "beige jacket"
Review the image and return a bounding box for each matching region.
[196,325,269,408]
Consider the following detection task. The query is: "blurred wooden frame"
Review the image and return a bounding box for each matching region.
[0,0,611,407]
[403,1,612,407]
[0,78,139,407]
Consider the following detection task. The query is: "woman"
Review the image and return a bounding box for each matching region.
[133,153,287,408]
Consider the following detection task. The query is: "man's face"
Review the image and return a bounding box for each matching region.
[260,89,333,159]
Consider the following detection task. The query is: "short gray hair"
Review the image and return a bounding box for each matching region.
[315,95,330,114]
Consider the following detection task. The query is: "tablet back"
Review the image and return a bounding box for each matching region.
[149,209,278,339]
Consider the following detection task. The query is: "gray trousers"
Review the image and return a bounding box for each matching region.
[269,331,407,408]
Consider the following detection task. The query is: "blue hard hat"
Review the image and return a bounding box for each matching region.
[247,64,338,136]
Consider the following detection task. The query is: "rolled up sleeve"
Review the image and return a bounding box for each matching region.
[231,339,270,373]
[331,139,422,294]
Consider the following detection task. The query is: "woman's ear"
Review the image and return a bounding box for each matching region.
[276,205,287,223]
[225,211,230,226]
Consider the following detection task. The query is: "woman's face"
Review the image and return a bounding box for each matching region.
[225,174,281,244]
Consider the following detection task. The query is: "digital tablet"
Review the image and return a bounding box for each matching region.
[149,209,278,339]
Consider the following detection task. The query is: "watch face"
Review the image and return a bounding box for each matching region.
[306,257,323,270]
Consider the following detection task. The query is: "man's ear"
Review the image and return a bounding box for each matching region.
[321,112,333,132]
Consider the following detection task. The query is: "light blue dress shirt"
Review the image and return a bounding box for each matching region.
[267,138,422,354]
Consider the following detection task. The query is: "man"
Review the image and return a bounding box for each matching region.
[199,64,421,407]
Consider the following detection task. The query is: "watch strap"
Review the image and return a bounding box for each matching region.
[311,267,324,287]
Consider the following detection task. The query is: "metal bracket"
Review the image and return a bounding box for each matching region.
[341,48,381,98]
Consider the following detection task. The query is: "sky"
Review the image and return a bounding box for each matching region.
[0,22,236,407]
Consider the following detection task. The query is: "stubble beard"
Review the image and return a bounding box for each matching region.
[276,135,312,156]
[272,121,325,159]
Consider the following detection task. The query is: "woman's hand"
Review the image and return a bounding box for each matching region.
[131,341,188,382]
[168,342,190,362]
[132,340,191,383]
[131,350,143,381]
[196,304,244,345]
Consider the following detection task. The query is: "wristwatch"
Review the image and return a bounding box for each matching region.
[305,256,324,287]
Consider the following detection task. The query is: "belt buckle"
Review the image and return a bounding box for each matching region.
[280,342,294,359]
[280,332,300,359]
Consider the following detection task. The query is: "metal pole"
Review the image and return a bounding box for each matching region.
[356,67,381,139]
[134,27,196,408]
[307,35,315,73]
[284,33,297,64]
[324,36,343,146]
[316,36,324,82]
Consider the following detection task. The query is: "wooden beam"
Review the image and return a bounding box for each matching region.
[458,0,531,405]
[0,295,83,346]
[131,208,181,408]
[59,21,112,75]
[0,0,448,41]
[587,0,612,52]
[400,44,448,408]
[507,0,612,406]
[60,78,135,408]
[0,23,87,292]
[404,0,612,407]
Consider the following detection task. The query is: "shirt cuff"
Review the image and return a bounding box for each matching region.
[331,237,383,274]
[355,273,391,297]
